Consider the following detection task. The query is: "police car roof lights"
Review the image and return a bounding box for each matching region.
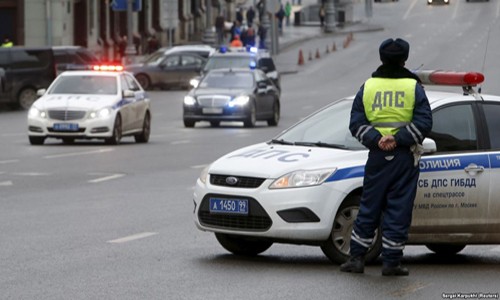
[92,65,124,71]
[415,70,484,87]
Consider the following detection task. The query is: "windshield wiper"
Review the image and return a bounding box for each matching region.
[268,138,294,145]
[293,141,348,149]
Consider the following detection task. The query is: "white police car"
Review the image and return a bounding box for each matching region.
[27,66,151,145]
[193,70,500,264]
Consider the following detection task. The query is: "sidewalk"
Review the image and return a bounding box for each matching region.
[274,21,384,75]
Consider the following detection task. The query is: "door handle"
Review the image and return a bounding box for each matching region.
[464,164,485,173]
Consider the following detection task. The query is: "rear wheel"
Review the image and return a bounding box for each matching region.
[320,195,382,264]
[267,100,280,126]
[18,88,38,110]
[184,119,195,128]
[243,102,256,128]
[135,74,151,90]
[425,244,466,255]
[105,115,122,145]
[134,112,151,143]
[29,136,45,145]
[215,233,273,256]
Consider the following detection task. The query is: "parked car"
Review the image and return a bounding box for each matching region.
[126,51,207,90]
[192,70,500,264]
[183,68,280,128]
[27,66,151,145]
[156,44,216,59]
[52,46,101,75]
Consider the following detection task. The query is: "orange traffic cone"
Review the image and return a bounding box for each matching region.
[298,49,304,65]
[315,48,320,59]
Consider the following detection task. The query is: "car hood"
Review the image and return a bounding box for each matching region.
[208,142,368,179]
[193,88,249,97]
[35,94,119,110]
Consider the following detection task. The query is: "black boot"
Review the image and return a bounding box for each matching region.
[340,256,365,273]
[382,264,409,276]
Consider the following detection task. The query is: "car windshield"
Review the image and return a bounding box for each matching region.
[272,99,366,150]
[49,75,118,95]
[199,72,254,89]
[142,51,166,65]
[203,56,256,72]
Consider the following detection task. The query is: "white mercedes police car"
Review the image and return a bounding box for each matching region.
[27,66,151,145]
[193,70,500,264]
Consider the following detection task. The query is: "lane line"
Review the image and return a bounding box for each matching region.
[0,181,13,186]
[13,172,50,176]
[88,173,125,183]
[171,140,191,145]
[490,246,500,252]
[403,0,418,21]
[0,159,19,164]
[44,148,114,159]
[107,232,158,244]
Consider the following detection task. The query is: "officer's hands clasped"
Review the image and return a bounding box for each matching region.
[378,135,396,151]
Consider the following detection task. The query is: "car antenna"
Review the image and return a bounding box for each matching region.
[478,26,492,94]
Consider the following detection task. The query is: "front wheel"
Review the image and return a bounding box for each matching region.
[183,119,195,128]
[18,88,38,110]
[29,136,45,145]
[135,74,151,90]
[243,102,256,128]
[320,195,382,264]
[267,100,280,126]
[215,233,273,256]
[105,115,122,145]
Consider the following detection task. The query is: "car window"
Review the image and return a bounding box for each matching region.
[481,102,500,149]
[162,55,179,68]
[76,49,100,64]
[428,104,477,153]
[258,57,276,72]
[49,75,117,95]
[199,72,254,89]
[123,73,141,91]
[181,55,203,67]
[143,51,166,65]
[203,56,255,72]
[10,49,52,69]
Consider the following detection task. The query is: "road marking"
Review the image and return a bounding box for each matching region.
[13,172,50,176]
[403,0,418,21]
[490,246,500,252]
[191,164,208,169]
[44,148,114,159]
[171,140,191,145]
[88,173,125,183]
[107,232,158,244]
[0,181,13,186]
[0,159,19,164]
[390,282,429,298]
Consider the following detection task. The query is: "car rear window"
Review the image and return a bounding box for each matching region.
[200,72,254,89]
[10,49,52,69]
[258,58,276,72]
[203,56,256,72]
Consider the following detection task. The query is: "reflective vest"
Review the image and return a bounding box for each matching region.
[362,77,416,136]
[1,41,13,47]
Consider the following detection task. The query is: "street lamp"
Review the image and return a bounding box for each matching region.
[202,0,216,46]
[125,0,137,64]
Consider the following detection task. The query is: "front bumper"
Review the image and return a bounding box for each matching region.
[193,175,350,242]
[183,105,249,122]
[28,114,115,139]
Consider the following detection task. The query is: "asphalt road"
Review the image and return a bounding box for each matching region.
[1,1,500,299]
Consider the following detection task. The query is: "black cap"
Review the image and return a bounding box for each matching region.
[379,38,410,65]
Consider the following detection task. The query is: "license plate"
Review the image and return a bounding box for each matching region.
[53,123,79,131]
[209,198,248,215]
[203,107,223,114]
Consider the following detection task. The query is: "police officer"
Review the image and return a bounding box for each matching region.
[1,37,13,47]
[340,38,432,276]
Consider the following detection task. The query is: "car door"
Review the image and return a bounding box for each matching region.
[119,75,136,132]
[254,70,275,116]
[156,54,181,87]
[478,101,500,236]
[411,102,491,234]
[178,54,205,87]
[123,73,147,130]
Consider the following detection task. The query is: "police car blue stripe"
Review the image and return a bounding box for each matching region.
[325,152,500,183]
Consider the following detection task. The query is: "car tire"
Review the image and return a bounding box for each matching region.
[184,119,195,128]
[29,136,45,145]
[105,114,122,145]
[134,112,151,143]
[18,87,38,110]
[210,121,220,127]
[320,195,382,264]
[215,233,273,256]
[243,102,256,128]
[267,100,280,126]
[135,74,151,90]
[425,244,466,255]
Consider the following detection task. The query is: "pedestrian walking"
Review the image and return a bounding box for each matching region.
[215,13,226,46]
[319,4,325,27]
[275,4,285,34]
[285,1,292,26]
[246,7,256,27]
[340,38,433,276]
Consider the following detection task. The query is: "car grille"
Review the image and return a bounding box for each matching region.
[48,110,87,121]
[198,194,272,231]
[197,95,230,107]
[210,174,266,188]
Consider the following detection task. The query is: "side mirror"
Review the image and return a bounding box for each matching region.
[422,138,437,154]
[123,90,135,98]
[36,89,47,97]
[257,81,267,89]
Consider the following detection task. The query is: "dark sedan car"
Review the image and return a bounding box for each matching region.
[183,68,280,128]
[125,51,206,90]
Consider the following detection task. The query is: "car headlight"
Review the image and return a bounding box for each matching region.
[89,107,112,119]
[28,107,47,118]
[230,95,250,106]
[199,164,211,184]
[184,95,196,105]
[269,168,337,189]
